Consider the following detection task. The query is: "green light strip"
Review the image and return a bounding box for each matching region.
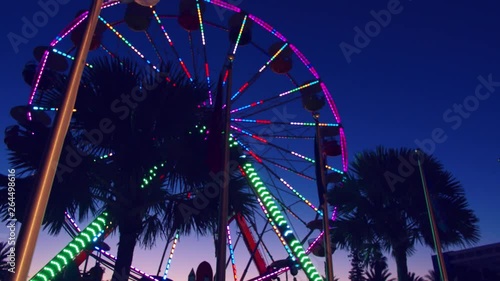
[141,162,165,188]
[242,163,323,281]
[30,213,109,281]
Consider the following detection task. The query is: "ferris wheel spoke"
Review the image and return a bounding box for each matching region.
[99,16,161,72]
[238,218,269,281]
[100,44,120,60]
[260,156,314,181]
[231,124,343,174]
[187,31,198,80]
[240,96,302,120]
[233,134,317,181]
[231,134,264,163]
[230,14,249,56]
[192,0,214,105]
[231,119,316,139]
[249,134,314,140]
[226,225,239,281]
[144,30,164,63]
[152,10,193,81]
[230,79,320,115]
[258,162,321,216]
[230,42,289,102]
[51,48,94,68]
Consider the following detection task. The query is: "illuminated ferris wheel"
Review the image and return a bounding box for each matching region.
[11,0,348,280]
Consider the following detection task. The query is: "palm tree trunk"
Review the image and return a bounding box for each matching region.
[112,226,139,281]
[393,247,408,281]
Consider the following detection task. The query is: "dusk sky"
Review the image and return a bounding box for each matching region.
[1,0,499,281]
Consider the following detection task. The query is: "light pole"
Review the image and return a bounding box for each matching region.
[313,112,334,281]
[302,84,334,281]
[415,149,449,281]
[216,55,234,281]
[13,1,103,281]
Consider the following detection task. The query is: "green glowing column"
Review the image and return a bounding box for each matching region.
[242,163,323,281]
[30,213,110,281]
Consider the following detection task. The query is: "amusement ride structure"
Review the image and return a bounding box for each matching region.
[6,0,348,280]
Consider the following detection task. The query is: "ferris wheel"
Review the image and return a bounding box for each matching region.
[11,0,348,280]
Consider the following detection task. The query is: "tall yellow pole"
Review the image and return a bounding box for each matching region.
[14,1,103,280]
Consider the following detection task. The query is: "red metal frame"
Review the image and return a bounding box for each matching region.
[234,213,268,275]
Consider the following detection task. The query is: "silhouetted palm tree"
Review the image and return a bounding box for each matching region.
[1,242,11,279]
[0,122,97,233]
[322,275,340,281]
[328,147,480,281]
[407,272,424,281]
[424,270,438,281]
[1,56,256,281]
[364,252,395,281]
[71,57,256,280]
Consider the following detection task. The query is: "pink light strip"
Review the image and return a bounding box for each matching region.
[249,267,288,281]
[64,212,81,232]
[320,83,341,123]
[340,128,348,172]
[305,232,323,254]
[248,14,287,42]
[98,250,159,280]
[204,0,241,13]
[305,208,338,255]
[28,52,50,105]
[289,44,320,79]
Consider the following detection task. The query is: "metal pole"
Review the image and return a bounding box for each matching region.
[13,2,103,281]
[240,220,269,281]
[314,114,334,281]
[216,55,234,281]
[156,231,175,276]
[415,149,449,281]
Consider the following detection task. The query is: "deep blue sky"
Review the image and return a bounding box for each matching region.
[1,0,499,280]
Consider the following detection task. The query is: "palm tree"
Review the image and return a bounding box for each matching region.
[328,147,480,281]
[0,117,99,261]
[407,272,424,281]
[322,275,340,281]
[1,241,12,280]
[71,56,257,280]
[348,249,366,281]
[365,266,395,281]
[424,270,438,281]
[1,56,256,281]
[364,252,395,281]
